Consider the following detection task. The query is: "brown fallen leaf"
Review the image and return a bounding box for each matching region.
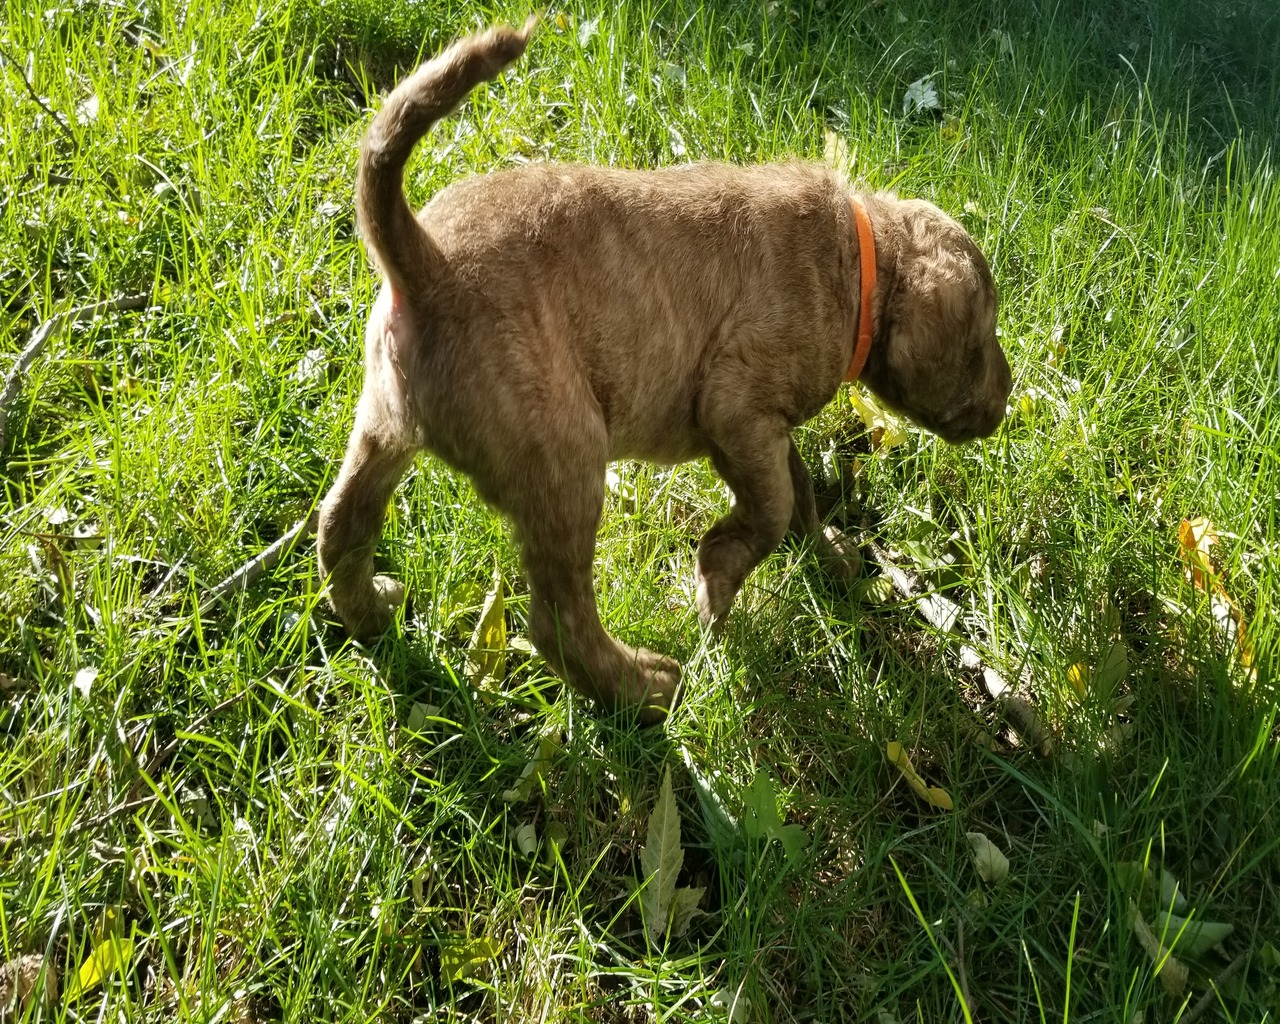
[0,953,58,1015]
[1130,899,1189,997]
[1177,518,1255,680]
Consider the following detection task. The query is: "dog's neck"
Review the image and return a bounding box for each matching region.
[845,196,877,382]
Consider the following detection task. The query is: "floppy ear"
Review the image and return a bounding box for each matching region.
[858,199,1008,442]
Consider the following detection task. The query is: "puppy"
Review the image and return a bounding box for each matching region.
[317,21,1012,722]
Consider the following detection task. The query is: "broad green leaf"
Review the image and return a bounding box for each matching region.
[668,885,705,939]
[440,936,503,984]
[1154,911,1234,958]
[641,767,684,947]
[639,768,703,946]
[684,755,740,858]
[465,565,506,690]
[741,772,783,837]
[1158,868,1189,913]
[405,702,438,734]
[544,822,569,863]
[741,771,810,858]
[1094,641,1130,695]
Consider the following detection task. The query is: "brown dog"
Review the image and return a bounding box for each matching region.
[316,21,1012,722]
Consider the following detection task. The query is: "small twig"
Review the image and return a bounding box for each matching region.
[198,510,319,614]
[132,689,252,794]
[0,293,150,452]
[1181,951,1248,1024]
[866,535,1052,756]
[0,43,79,152]
[864,536,962,633]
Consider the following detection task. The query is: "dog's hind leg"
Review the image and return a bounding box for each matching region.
[317,409,418,641]
[500,437,680,724]
[696,423,795,627]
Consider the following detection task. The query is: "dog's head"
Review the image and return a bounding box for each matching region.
[858,197,1012,444]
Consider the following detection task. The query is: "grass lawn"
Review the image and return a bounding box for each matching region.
[2,0,1279,1019]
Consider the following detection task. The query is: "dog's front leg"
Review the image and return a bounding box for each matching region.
[786,440,862,579]
[696,427,796,626]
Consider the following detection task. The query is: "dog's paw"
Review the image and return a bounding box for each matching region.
[342,574,405,642]
[695,566,738,629]
[818,525,863,580]
[630,648,682,726]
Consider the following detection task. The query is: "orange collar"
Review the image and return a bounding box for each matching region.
[845,197,876,381]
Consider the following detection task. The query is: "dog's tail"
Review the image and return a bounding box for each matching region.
[356,19,535,294]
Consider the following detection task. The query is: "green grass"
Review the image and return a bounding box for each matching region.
[2,0,1279,1020]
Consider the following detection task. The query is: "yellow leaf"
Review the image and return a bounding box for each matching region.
[885,742,953,810]
[1066,662,1088,698]
[1175,519,1256,680]
[440,935,503,984]
[849,388,909,449]
[1177,517,1217,593]
[465,564,506,690]
[822,129,851,171]
[66,937,134,1001]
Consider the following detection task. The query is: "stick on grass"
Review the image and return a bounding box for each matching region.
[0,293,150,453]
[198,510,319,615]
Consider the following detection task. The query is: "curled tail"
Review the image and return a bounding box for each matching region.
[356,19,535,294]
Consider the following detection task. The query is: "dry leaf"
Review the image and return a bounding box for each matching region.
[513,822,538,856]
[1130,899,1189,997]
[0,954,57,1015]
[1177,518,1255,678]
[965,831,1010,884]
[465,565,506,690]
[885,742,953,810]
[501,733,559,804]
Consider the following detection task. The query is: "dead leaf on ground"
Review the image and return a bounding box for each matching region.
[1130,899,1189,997]
[0,954,57,1016]
[966,831,1010,884]
[1177,517,1256,680]
[885,742,953,810]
